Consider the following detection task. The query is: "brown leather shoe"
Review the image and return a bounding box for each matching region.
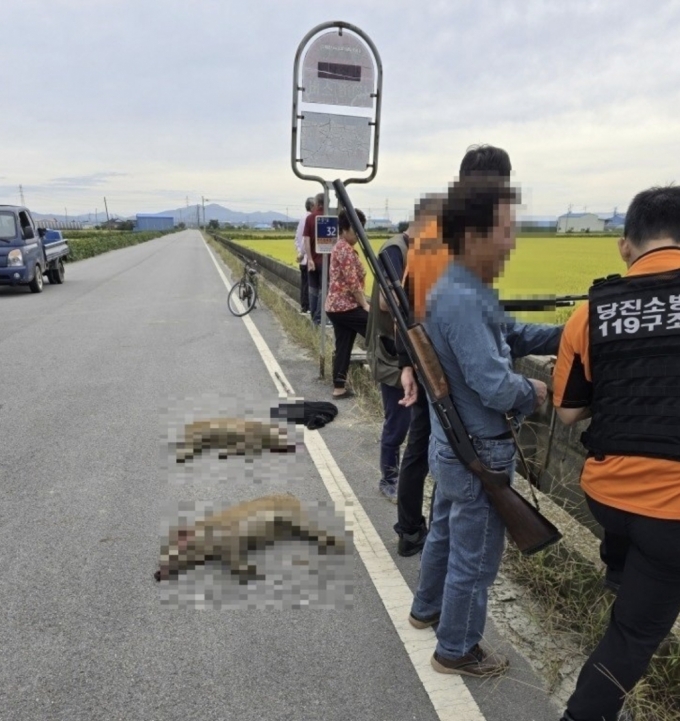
[431,644,509,677]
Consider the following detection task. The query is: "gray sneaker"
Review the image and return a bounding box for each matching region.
[431,645,509,677]
[379,480,398,504]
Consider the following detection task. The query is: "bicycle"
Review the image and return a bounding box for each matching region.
[227,259,259,317]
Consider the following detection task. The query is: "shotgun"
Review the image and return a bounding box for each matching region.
[501,295,587,312]
[332,179,562,556]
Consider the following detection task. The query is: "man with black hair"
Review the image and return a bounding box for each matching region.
[553,185,680,721]
[394,145,513,557]
[458,143,512,177]
[407,173,562,677]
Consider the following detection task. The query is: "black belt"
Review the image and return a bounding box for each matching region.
[487,430,513,441]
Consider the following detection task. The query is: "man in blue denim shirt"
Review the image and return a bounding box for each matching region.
[408,174,562,677]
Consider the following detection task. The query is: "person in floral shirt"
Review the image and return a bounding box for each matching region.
[325,208,369,399]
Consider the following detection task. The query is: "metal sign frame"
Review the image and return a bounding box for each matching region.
[291,21,383,189]
[291,21,383,378]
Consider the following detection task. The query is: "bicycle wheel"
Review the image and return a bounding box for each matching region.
[227,280,257,317]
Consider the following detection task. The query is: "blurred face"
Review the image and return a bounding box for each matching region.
[463,201,516,284]
[342,226,358,244]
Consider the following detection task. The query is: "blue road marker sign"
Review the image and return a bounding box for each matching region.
[315,215,339,254]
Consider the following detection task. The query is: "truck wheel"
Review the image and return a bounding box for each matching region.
[50,260,65,284]
[29,265,44,293]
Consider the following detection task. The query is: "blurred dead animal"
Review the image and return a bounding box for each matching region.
[175,418,297,463]
[154,494,347,584]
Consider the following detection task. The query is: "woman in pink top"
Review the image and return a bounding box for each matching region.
[325,209,369,399]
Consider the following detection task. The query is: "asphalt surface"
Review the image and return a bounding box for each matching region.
[0,230,561,721]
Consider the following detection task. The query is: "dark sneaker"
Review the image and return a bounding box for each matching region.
[379,480,398,504]
[408,611,440,629]
[398,522,428,557]
[431,645,509,677]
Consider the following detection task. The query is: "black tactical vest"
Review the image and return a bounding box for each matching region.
[581,264,680,460]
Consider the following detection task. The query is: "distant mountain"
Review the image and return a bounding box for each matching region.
[27,204,298,226]
[146,204,296,226]
[30,210,102,224]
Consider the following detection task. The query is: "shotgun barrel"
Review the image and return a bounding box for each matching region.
[501,295,587,312]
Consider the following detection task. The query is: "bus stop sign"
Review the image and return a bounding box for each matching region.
[315,215,339,254]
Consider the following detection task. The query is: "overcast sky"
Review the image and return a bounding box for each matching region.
[2,0,679,221]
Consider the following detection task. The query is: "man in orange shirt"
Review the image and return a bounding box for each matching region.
[553,185,680,721]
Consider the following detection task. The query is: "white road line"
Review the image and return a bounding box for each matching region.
[204,237,486,721]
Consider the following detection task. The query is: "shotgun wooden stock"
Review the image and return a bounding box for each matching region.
[408,326,448,400]
[410,323,561,555]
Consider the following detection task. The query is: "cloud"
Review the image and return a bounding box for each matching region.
[48,172,128,188]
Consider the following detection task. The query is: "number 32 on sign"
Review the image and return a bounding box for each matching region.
[316,216,339,254]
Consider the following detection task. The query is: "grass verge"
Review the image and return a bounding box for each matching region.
[207,235,333,372]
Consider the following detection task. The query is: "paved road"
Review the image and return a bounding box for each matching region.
[0,230,561,721]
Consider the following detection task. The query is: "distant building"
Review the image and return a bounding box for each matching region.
[604,212,626,231]
[365,218,397,231]
[135,214,174,232]
[36,219,83,230]
[556,212,605,233]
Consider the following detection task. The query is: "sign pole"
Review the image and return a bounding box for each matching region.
[319,183,330,378]
[320,254,329,378]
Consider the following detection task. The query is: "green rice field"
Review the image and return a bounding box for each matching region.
[233,235,626,301]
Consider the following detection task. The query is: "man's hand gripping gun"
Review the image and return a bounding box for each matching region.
[332,179,562,556]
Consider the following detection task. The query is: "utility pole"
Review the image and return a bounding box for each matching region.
[95,208,98,223]
[19,185,25,206]
[104,197,110,226]
[196,204,200,228]
[202,196,210,227]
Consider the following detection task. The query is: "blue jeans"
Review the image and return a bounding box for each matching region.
[411,435,516,660]
[307,268,321,325]
[379,383,411,486]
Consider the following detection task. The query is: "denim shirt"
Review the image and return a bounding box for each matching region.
[424,263,563,444]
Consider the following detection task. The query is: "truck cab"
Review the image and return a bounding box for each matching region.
[0,205,70,293]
